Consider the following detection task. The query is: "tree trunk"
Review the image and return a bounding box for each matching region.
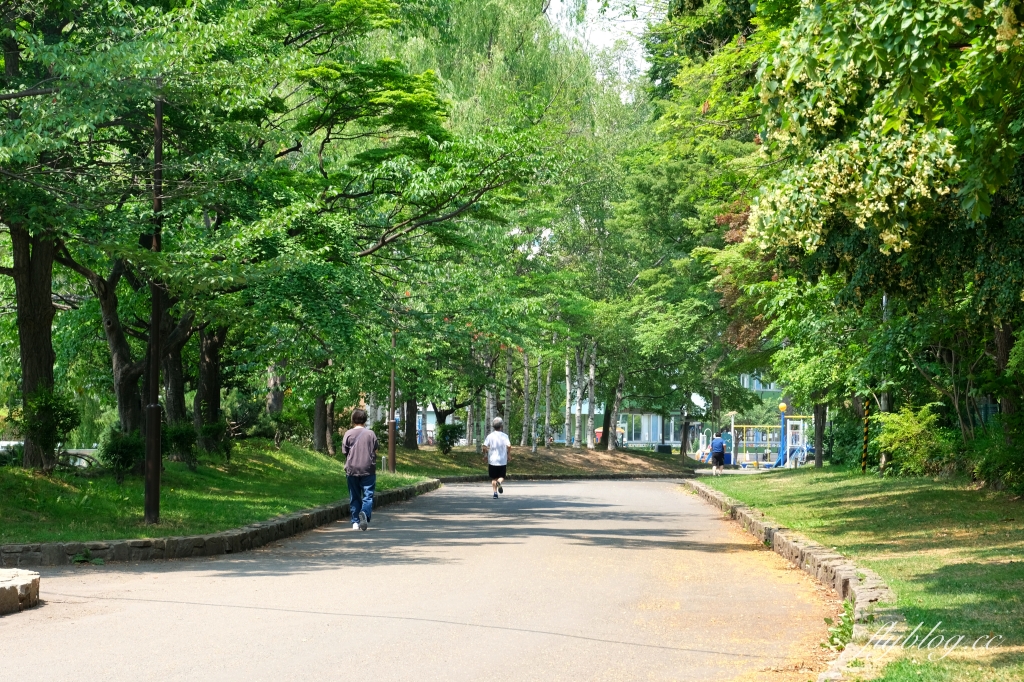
[814,403,826,468]
[586,344,596,449]
[681,419,690,455]
[9,225,57,468]
[160,305,193,426]
[504,350,513,424]
[194,326,226,452]
[597,397,613,450]
[574,348,584,449]
[532,355,542,452]
[565,353,571,446]
[851,394,864,420]
[544,358,552,449]
[95,263,146,436]
[326,395,336,456]
[475,393,483,454]
[485,389,494,435]
[995,322,1017,422]
[466,400,474,446]
[162,344,187,425]
[403,397,418,449]
[266,363,285,414]
[313,394,328,453]
[432,402,457,427]
[520,351,530,446]
[607,370,625,452]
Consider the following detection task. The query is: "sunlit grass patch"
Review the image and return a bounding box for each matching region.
[703,467,1024,681]
[0,438,425,544]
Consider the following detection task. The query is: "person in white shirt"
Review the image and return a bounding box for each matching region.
[482,417,511,499]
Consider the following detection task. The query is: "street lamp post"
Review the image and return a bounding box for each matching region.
[144,91,164,525]
[778,402,788,467]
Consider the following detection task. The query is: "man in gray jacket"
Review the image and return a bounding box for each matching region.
[342,408,378,531]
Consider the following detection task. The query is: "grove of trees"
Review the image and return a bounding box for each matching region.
[3,0,1024,493]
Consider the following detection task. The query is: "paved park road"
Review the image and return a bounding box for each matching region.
[0,481,835,681]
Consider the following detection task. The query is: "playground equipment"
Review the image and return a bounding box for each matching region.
[773,405,813,468]
[733,425,781,463]
[687,405,816,468]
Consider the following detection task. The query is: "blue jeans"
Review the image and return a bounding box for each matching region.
[347,474,375,524]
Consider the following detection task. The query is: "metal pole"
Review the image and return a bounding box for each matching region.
[388,330,396,473]
[144,92,163,525]
[862,401,870,474]
[778,408,787,466]
[730,413,735,466]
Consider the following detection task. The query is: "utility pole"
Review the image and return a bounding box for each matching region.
[144,90,164,525]
[862,400,870,474]
[388,329,396,473]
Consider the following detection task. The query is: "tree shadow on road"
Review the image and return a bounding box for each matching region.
[179,482,758,577]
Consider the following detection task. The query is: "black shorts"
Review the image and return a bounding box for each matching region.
[488,464,507,480]
[711,453,725,467]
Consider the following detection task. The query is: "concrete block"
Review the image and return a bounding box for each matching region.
[0,584,19,614]
[0,569,40,616]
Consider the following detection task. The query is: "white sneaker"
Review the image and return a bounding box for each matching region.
[352,522,360,530]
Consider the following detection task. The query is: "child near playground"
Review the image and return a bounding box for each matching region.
[482,417,511,499]
[710,432,726,476]
[342,408,378,531]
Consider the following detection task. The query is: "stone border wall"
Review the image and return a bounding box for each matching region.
[681,479,900,682]
[0,479,441,568]
[0,569,39,616]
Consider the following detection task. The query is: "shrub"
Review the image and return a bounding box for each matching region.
[436,423,465,455]
[267,400,311,448]
[163,422,197,470]
[98,427,145,483]
[13,387,81,467]
[371,419,390,451]
[971,423,1024,494]
[223,388,273,438]
[827,409,871,467]
[872,404,955,476]
[198,420,232,460]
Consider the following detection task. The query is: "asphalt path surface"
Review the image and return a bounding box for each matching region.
[0,480,834,681]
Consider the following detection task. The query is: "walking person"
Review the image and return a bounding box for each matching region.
[710,431,726,476]
[482,417,511,499]
[343,408,378,530]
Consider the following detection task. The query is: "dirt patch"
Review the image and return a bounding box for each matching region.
[398,442,701,478]
[506,445,696,474]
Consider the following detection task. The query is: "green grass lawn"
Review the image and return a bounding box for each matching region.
[702,466,1024,682]
[0,439,425,545]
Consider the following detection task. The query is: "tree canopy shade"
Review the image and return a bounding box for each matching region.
[4,0,1024,506]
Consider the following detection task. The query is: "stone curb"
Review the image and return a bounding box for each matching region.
[0,569,40,616]
[681,479,900,682]
[0,479,442,569]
